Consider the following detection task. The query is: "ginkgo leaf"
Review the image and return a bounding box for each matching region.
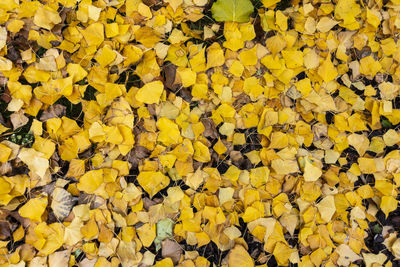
[137,171,170,197]
[51,187,75,220]
[19,194,48,222]
[228,245,254,267]
[316,195,336,222]
[18,148,49,179]
[3,0,400,263]
[303,158,322,182]
[381,196,397,217]
[211,0,254,23]
[135,80,164,104]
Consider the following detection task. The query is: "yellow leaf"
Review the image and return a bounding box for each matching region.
[0,143,12,162]
[223,226,241,240]
[185,169,206,190]
[137,171,170,197]
[123,45,143,67]
[193,141,211,162]
[18,148,49,179]
[282,50,303,69]
[0,56,12,71]
[168,29,189,44]
[273,242,295,266]
[303,48,319,69]
[7,19,24,33]
[359,56,382,77]
[154,258,174,267]
[0,27,6,50]
[366,9,381,28]
[317,57,338,83]
[82,23,104,47]
[303,158,322,182]
[334,0,361,30]
[316,195,336,222]
[177,67,197,87]
[157,117,182,146]
[19,195,48,223]
[383,129,400,146]
[239,46,258,66]
[362,253,387,267]
[275,11,287,31]
[81,217,99,240]
[358,157,377,174]
[67,63,87,83]
[0,177,12,195]
[381,196,397,217]
[229,60,244,77]
[250,167,270,188]
[219,187,234,204]
[266,35,286,56]
[33,223,64,256]
[206,42,225,69]
[95,46,116,67]
[391,238,400,258]
[262,0,280,8]
[33,6,61,30]
[316,17,338,33]
[135,80,164,104]
[242,206,263,222]
[228,245,254,267]
[213,139,227,155]
[135,26,161,48]
[32,137,56,160]
[77,169,104,194]
[336,245,362,266]
[165,0,183,12]
[104,83,124,102]
[136,223,156,247]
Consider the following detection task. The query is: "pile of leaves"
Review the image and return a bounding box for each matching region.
[1,0,400,266]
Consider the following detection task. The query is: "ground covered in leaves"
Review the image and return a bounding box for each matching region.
[1,0,400,266]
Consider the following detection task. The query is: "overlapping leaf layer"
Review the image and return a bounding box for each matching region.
[0,0,400,266]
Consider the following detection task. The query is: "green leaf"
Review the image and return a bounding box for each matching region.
[381,118,393,129]
[372,224,382,234]
[154,218,174,250]
[211,0,254,23]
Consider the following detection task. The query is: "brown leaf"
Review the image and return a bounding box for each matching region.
[40,104,66,121]
[10,110,29,129]
[0,221,11,239]
[201,118,218,139]
[163,63,178,91]
[161,239,182,264]
[0,87,11,103]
